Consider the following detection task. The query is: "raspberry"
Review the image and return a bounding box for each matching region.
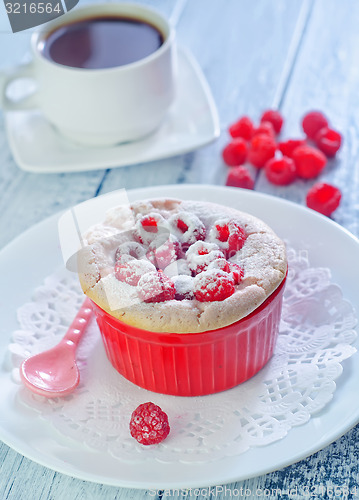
[229,262,244,284]
[207,259,244,284]
[278,139,306,158]
[194,269,235,302]
[115,242,146,261]
[215,223,230,242]
[114,257,156,286]
[260,109,284,134]
[169,212,206,251]
[264,156,297,186]
[248,134,276,168]
[302,111,329,140]
[314,127,342,157]
[177,218,188,233]
[228,116,254,141]
[135,213,170,245]
[306,182,341,216]
[222,138,248,166]
[186,241,224,275]
[228,227,246,256]
[225,166,254,190]
[137,270,175,302]
[147,235,181,269]
[210,219,247,258]
[253,121,276,139]
[207,257,231,273]
[140,216,158,232]
[129,402,170,445]
[292,145,327,179]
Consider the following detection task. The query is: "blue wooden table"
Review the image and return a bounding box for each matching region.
[0,0,359,498]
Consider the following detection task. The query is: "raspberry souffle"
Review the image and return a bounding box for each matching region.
[78,198,287,396]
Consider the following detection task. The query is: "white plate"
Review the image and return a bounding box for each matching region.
[4,48,220,174]
[0,185,358,489]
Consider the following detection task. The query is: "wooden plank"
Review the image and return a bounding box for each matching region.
[256,0,359,238]
[247,0,359,495]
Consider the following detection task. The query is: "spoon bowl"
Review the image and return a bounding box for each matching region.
[20,298,93,398]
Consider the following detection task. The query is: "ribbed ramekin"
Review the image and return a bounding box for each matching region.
[91,275,286,396]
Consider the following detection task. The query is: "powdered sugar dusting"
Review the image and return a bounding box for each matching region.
[173,275,195,300]
[137,271,176,303]
[115,258,156,286]
[168,211,206,248]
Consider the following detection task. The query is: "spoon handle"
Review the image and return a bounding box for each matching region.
[63,297,93,345]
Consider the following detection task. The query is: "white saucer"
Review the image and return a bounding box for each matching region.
[4,48,220,174]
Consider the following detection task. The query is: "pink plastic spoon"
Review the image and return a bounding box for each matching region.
[20,297,93,398]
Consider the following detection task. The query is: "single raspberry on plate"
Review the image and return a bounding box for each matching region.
[314,127,342,157]
[194,269,235,302]
[306,182,341,216]
[114,257,156,286]
[225,166,254,190]
[278,139,306,158]
[301,111,329,140]
[228,116,254,141]
[253,121,276,139]
[137,270,176,302]
[222,138,248,166]
[292,145,327,179]
[248,134,276,168]
[129,402,170,445]
[265,156,297,186]
[260,109,284,134]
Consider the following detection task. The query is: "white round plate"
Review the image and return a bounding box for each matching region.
[0,185,358,489]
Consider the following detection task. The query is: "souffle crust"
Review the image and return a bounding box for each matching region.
[78,198,287,333]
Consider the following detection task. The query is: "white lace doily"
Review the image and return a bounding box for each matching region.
[8,246,357,464]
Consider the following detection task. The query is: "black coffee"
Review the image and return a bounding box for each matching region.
[41,16,164,69]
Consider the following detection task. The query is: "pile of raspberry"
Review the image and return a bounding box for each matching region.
[223,110,342,217]
[114,213,245,303]
[130,402,170,445]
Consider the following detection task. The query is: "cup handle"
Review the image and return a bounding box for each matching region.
[0,62,38,111]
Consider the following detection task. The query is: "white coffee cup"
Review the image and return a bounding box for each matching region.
[0,3,176,146]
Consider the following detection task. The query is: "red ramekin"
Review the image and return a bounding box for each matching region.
[91,275,286,397]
